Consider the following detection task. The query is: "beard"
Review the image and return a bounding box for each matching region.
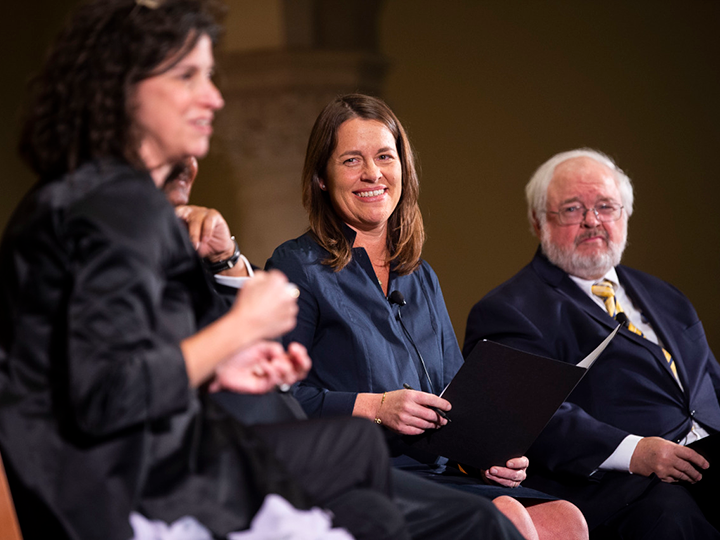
[540,225,627,280]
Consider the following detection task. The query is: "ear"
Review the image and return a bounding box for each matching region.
[531,212,542,239]
[318,178,327,191]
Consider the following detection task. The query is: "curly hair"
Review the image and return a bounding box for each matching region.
[302,94,424,275]
[19,0,224,180]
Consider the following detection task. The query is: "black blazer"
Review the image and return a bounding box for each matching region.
[463,248,720,528]
[0,161,302,540]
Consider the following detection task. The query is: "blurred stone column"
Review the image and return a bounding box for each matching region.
[215,0,387,263]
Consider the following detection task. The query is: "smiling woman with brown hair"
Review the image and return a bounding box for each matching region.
[268,93,589,540]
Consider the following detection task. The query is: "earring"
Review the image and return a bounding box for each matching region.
[319,182,326,191]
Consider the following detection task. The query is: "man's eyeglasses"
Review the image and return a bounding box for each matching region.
[546,203,624,226]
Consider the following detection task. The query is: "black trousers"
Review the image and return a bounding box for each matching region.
[253,417,407,540]
[591,433,720,540]
[591,480,720,540]
[253,417,523,540]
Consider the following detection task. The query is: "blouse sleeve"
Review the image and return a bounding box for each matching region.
[63,177,192,437]
[421,262,464,388]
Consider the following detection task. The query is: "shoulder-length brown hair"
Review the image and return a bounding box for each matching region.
[302,94,424,275]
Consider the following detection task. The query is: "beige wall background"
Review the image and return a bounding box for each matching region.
[3,1,719,355]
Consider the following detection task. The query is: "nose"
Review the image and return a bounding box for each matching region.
[361,160,382,182]
[582,207,601,227]
[202,79,224,110]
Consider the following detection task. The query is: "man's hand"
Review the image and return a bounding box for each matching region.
[209,340,309,394]
[483,457,529,488]
[630,436,708,483]
[175,204,235,260]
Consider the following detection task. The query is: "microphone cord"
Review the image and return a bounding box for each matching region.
[390,292,435,394]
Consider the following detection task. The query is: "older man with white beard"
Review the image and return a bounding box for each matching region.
[464,149,720,540]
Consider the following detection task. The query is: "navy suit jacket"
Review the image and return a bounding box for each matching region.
[464,248,720,528]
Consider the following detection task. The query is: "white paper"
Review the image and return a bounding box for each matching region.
[576,324,621,370]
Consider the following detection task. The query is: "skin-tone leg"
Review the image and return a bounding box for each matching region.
[526,500,589,540]
[493,496,539,540]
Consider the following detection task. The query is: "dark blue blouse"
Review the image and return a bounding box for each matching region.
[266,228,463,418]
[267,230,558,501]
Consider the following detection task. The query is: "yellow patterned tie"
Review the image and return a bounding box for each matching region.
[591,279,679,381]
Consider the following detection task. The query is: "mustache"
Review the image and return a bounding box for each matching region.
[574,227,609,246]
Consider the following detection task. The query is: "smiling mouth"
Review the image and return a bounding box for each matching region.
[355,188,386,198]
[191,118,213,133]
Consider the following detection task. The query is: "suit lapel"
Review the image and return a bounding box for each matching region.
[531,249,683,386]
[616,266,686,385]
[531,249,617,331]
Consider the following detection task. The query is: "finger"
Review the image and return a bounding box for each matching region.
[487,466,525,483]
[673,460,703,484]
[254,359,284,388]
[401,415,440,431]
[269,359,296,387]
[198,209,224,245]
[679,447,709,471]
[256,339,285,357]
[287,342,312,376]
[267,348,300,385]
[405,403,446,428]
[174,205,192,220]
[488,476,520,488]
[411,391,452,411]
[402,393,449,426]
[185,209,207,249]
[483,469,520,487]
[198,212,218,247]
[390,400,442,430]
[505,456,530,470]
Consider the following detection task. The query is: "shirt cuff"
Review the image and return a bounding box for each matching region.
[213,255,254,288]
[599,434,642,472]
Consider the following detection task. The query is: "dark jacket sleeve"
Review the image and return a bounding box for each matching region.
[63,177,192,437]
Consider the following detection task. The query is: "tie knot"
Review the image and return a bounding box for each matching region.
[591,279,616,299]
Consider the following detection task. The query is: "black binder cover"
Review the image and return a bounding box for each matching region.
[405,328,618,470]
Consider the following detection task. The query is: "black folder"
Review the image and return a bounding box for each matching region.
[405,326,619,470]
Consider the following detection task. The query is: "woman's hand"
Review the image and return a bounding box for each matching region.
[209,341,311,394]
[355,389,451,435]
[181,270,299,388]
[482,456,529,488]
[231,270,299,342]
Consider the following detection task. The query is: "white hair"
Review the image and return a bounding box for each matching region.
[525,148,634,231]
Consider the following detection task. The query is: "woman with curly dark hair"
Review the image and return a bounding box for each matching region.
[0,2,422,539]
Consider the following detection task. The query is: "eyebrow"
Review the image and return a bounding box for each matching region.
[558,195,618,206]
[337,146,396,158]
[167,58,215,72]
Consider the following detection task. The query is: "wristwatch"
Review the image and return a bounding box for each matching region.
[204,236,241,274]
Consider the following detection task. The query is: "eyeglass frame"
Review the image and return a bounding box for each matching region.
[545,203,624,226]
